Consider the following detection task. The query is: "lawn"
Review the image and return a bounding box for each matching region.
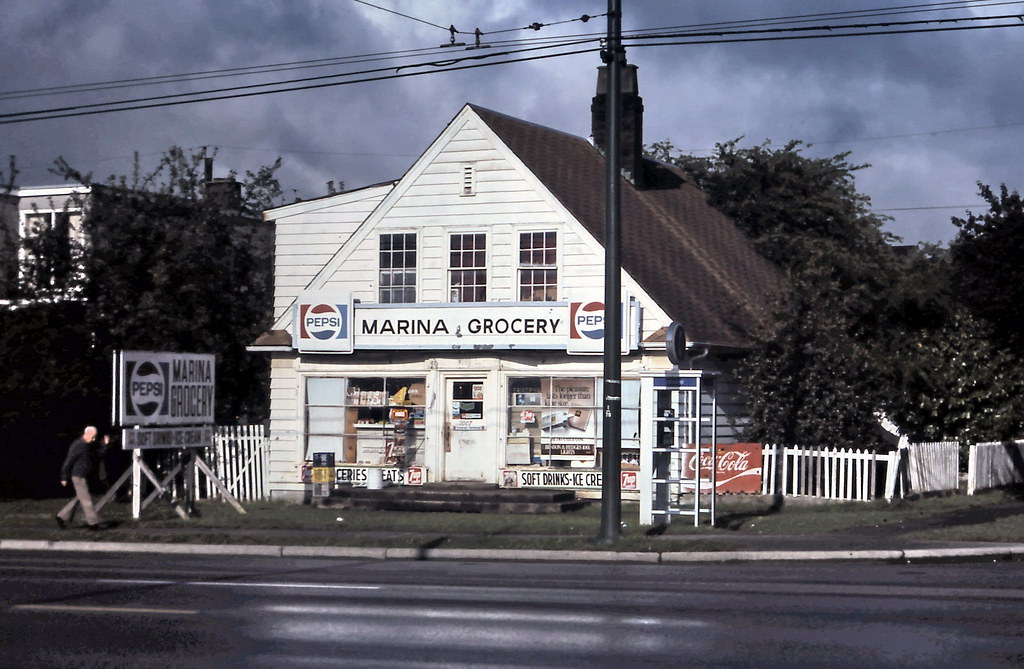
[2,486,1021,552]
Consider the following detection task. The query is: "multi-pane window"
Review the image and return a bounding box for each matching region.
[518,231,557,301]
[18,209,84,296]
[379,233,416,303]
[449,233,486,302]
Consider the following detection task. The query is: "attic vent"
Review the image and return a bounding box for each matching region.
[461,164,475,196]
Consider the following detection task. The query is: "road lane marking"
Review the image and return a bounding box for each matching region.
[12,603,198,615]
[98,578,380,591]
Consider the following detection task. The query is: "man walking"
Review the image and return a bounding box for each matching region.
[56,426,110,530]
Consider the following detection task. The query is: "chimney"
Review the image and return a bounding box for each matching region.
[205,177,242,212]
[591,63,644,187]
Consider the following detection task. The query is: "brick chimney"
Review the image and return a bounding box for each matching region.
[205,177,242,212]
[591,63,644,187]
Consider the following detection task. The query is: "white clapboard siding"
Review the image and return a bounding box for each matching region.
[266,356,302,495]
[265,105,668,331]
[269,184,392,322]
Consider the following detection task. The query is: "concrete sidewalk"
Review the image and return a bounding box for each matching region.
[4,529,1024,563]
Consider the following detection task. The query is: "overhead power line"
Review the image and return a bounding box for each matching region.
[2,9,1022,125]
[0,45,599,125]
[352,0,451,32]
[1,1,1015,105]
[2,0,1013,104]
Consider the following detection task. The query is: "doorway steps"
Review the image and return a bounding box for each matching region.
[329,484,590,514]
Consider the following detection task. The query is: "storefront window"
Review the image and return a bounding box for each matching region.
[507,377,640,469]
[305,376,426,467]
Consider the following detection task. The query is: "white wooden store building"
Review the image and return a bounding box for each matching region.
[251,67,784,501]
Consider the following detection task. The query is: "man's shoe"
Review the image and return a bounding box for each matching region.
[55,516,66,530]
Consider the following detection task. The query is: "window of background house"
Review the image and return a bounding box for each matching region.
[518,231,557,301]
[449,233,486,302]
[379,233,416,303]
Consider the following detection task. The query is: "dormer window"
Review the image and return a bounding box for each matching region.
[461,164,475,196]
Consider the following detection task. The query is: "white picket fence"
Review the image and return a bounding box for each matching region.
[195,424,268,502]
[759,442,964,502]
[902,441,960,495]
[968,440,1024,495]
[761,445,895,501]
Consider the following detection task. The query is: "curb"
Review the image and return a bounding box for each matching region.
[4,539,1024,563]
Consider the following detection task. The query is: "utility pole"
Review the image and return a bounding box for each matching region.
[597,0,624,544]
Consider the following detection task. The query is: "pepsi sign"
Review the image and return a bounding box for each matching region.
[300,303,348,340]
[116,351,216,428]
[125,359,170,418]
[294,291,354,353]
[566,295,636,355]
[569,301,606,340]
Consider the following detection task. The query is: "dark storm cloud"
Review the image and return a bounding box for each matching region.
[2,1,1022,244]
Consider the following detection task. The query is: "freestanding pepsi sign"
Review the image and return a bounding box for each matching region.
[114,350,216,449]
[111,350,242,519]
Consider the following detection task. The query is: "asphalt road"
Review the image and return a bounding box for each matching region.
[2,551,1023,668]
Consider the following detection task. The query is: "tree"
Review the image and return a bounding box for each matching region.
[0,147,286,496]
[650,139,905,448]
[888,183,1024,447]
[652,140,1024,450]
[0,155,19,299]
[950,183,1024,355]
[50,147,282,423]
[878,241,1024,458]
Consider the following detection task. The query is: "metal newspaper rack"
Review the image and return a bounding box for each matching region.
[639,370,717,527]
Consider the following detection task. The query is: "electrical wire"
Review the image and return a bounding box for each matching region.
[3,1,1012,103]
[2,5,1022,125]
[0,46,600,125]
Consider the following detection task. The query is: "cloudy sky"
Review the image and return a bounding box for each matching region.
[2,1,1022,245]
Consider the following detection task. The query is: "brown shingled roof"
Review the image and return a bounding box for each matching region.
[471,104,784,348]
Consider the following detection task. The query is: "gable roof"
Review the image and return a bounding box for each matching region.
[471,104,784,349]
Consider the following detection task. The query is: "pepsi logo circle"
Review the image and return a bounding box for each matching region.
[304,303,345,340]
[129,361,164,416]
[572,301,605,339]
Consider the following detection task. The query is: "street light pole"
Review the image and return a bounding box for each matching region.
[597,0,624,544]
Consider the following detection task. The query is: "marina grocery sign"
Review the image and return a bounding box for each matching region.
[116,351,216,426]
[114,350,217,450]
[293,291,638,354]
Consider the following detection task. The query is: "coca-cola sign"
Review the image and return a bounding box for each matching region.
[680,443,763,493]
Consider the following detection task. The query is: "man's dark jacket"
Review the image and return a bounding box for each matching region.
[60,438,96,480]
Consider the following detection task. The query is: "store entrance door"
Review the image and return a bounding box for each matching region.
[444,378,494,481]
